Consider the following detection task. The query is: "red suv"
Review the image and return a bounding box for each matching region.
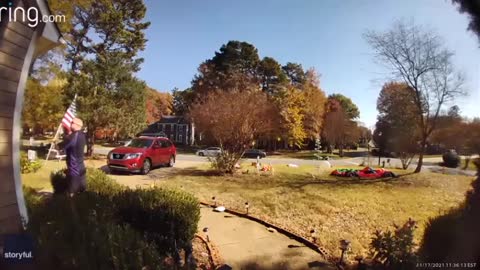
[107,136,176,174]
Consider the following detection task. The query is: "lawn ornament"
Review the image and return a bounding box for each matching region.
[330,167,395,179]
[214,206,226,212]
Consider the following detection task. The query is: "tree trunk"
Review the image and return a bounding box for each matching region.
[414,139,427,173]
[86,128,95,157]
[463,157,471,170]
[339,144,344,157]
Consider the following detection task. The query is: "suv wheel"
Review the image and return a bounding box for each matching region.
[141,159,151,175]
[199,152,204,157]
[168,156,175,167]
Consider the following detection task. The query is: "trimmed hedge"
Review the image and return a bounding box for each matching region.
[26,191,165,270]
[116,187,201,254]
[86,168,124,196]
[84,169,200,253]
[30,168,200,269]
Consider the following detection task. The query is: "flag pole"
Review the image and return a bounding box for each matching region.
[45,123,63,162]
[45,94,77,162]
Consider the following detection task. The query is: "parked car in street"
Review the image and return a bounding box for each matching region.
[242,149,267,159]
[196,147,221,157]
[107,136,176,175]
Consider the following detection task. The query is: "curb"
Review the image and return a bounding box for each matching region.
[199,202,333,262]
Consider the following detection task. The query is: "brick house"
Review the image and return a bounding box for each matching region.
[139,115,195,145]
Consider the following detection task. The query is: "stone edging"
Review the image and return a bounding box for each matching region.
[199,202,334,264]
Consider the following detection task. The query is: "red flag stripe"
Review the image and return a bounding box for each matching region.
[64,113,73,122]
[60,96,77,133]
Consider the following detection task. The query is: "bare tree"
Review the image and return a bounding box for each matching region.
[322,100,360,157]
[189,87,278,174]
[364,20,465,172]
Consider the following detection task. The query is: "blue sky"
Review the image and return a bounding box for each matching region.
[138,0,479,128]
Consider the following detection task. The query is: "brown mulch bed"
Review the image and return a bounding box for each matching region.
[192,236,215,270]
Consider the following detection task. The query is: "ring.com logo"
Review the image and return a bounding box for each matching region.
[0,1,65,28]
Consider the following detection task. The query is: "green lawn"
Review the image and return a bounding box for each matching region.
[461,158,478,171]
[21,160,65,191]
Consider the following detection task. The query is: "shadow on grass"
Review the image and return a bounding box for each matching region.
[396,172,416,178]
[170,167,224,177]
[98,165,224,178]
[282,176,410,189]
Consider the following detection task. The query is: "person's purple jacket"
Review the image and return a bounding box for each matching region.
[63,131,86,176]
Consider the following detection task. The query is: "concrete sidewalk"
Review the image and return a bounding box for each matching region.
[198,206,334,270]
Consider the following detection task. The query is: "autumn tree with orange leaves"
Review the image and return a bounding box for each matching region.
[189,85,278,174]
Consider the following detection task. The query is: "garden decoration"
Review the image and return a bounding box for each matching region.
[330,167,395,179]
[260,164,273,172]
[214,206,226,212]
[203,227,209,242]
[330,168,358,177]
[339,239,351,266]
[310,229,317,244]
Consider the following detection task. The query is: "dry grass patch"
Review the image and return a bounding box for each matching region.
[160,164,474,257]
[22,160,474,258]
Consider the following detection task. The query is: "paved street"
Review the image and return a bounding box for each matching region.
[93,146,476,177]
[93,146,455,168]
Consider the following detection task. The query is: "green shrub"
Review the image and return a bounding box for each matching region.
[26,192,165,270]
[23,186,43,210]
[419,208,463,262]
[369,219,418,270]
[28,169,201,269]
[442,150,460,168]
[115,187,200,255]
[20,152,42,174]
[51,168,123,195]
[209,151,240,174]
[86,168,124,196]
[50,169,69,194]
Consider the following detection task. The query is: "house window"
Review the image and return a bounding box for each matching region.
[178,125,183,133]
[179,135,183,143]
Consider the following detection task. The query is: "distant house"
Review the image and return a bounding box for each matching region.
[139,115,195,145]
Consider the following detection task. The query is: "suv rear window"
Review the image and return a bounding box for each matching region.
[160,140,172,148]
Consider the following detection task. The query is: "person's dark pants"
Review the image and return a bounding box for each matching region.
[69,172,87,193]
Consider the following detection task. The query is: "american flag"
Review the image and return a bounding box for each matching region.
[61,95,77,133]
